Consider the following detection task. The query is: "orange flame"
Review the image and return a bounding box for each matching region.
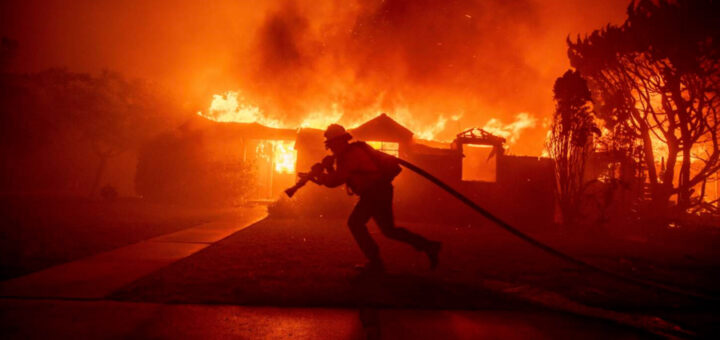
[199,91,537,148]
[201,91,282,128]
[482,113,537,145]
[198,91,463,141]
[199,92,298,174]
[255,140,297,174]
[272,140,297,174]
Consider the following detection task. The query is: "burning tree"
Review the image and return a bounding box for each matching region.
[547,70,598,225]
[567,0,720,214]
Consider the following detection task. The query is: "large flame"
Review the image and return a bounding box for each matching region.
[200,92,299,174]
[272,141,297,174]
[203,91,283,128]
[254,140,297,174]
[482,113,537,145]
[199,91,338,130]
[198,90,536,145]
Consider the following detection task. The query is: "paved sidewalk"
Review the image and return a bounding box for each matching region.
[0,299,648,339]
[0,206,267,299]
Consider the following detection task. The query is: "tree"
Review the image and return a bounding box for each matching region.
[0,69,177,195]
[547,70,599,225]
[567,0,720,214]
[59,70,170,195]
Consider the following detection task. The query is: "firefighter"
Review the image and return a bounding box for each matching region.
[311,124,442,273]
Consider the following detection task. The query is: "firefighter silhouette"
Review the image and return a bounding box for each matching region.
[312,124,442,273]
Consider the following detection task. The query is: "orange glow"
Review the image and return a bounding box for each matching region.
[272,141,297,174]
[200,91,282,128]
[396,111,451,141]
[300,105,344,129]
[367,141,399,157]
[648,132,710,164]
[255,140,297,174]
[199,91,343,130]
[198,91,460,140]
[462,144,497,182]
[482,113,537,146]
[199,90,539,148]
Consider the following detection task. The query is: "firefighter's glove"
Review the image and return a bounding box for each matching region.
[321,156,335,170]
[311,163,325,175]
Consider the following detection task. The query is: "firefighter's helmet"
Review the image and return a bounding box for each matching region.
[324,124,352,145]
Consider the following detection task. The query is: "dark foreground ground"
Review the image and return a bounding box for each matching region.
[111,216,720,337]
[0,299,650,339]
[1,196,718,338]
[0,195,236,280]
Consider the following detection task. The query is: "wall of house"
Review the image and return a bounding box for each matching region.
[394,150,554,229]
[494,155,555,229]
[288,118,555,228]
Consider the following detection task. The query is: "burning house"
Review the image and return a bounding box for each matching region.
[175,112,555,227]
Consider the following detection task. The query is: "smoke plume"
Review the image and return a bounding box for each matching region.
[1,0,629,154]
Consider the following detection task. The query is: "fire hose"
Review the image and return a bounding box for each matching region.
[287,156,718,303]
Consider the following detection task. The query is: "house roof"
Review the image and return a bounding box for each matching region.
[349,113,413,143]
[192,112,418,145]
[411,142,460,156]
[190,115,297,141]
[454,128,505,146]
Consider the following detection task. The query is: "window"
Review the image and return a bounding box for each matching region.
[367,141,399,157]
[461,144,496,182]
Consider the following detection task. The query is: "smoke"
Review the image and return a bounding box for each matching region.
[234,0,628,152]
[1,0,629,154]
[245,0,544,123]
